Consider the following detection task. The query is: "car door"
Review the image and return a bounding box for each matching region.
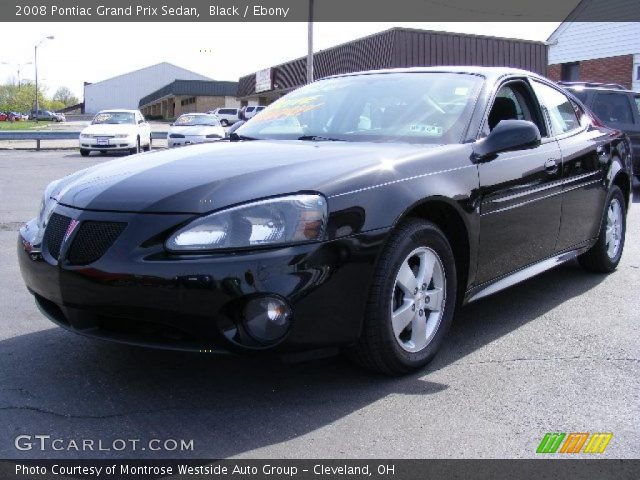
[531,80,606,250]
[475,79,563,285]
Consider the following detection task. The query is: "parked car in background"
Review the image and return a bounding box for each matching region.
[561,81,640,179]
[8,112,24,121]
[29,110,62,122]
[0,112,7,121]
[53,112,66,122]
[243,105,266,120]
[207,107,240,126]
[79,109,151,156]
[167,113,225,148]
[20,67,631,375]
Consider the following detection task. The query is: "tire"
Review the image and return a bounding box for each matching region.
[144,135,152,152]
[578,186,626,273]
[79,149,89,157]
[99,150,107,155]
[220,119,229,127]
[347,219,457,375]
[130,137,140,155]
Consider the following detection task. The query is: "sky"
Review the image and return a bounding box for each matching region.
[0,22,559,99]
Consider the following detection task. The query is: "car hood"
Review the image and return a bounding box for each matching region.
[168,125,220,136]
[52,140,465,214]
[81,124,136,136]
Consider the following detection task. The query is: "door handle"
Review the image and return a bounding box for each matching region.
[544,158,558,173]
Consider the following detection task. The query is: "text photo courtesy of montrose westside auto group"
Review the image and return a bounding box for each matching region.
[0,0,639,478]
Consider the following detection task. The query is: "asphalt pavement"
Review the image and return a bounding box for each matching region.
[0,150,638,459]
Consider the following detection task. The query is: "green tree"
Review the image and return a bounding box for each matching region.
[52,86,79,107]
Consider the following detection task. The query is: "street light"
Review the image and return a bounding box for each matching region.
[306,0,314,84]
[34,35,54,121]
[0,61,33,88]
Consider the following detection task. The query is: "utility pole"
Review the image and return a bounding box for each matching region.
[0,61,32,90]
[306,0,314,84]
[34,35,54,121]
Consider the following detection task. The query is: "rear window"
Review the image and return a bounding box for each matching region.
[592,93,635,125]
[218,109,237,115]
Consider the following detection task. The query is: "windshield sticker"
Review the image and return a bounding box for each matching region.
[251,95,324,123]
[409,124,444,136]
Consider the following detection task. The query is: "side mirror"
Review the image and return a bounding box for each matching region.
[473,119,541,161]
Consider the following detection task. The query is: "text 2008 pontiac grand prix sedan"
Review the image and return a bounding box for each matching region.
[19,67,631,374]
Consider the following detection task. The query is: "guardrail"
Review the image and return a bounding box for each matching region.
[0,131,168,150]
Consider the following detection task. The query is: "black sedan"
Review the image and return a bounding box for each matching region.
[18,67,632,375]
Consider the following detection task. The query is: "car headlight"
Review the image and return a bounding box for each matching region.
[166,194,327,252]
[80,133,90,138]
[37,180,61,229]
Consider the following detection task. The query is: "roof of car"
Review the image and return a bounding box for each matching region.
[97,109,140,113]
[561,84,636,94]
[327,66,545,81]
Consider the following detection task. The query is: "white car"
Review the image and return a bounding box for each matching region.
[206,107,240,126]
[79,109,152,157]
[167,113,225,148]
[243,105,266,119]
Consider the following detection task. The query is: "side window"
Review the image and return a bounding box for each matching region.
[634,95,640,118]
[592,93,635,125]
[486,82,545,135]
[531,81,580,135]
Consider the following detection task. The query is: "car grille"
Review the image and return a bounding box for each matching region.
[67,221,127,265]
[43,213,72,260]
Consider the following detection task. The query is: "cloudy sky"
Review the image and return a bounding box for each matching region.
[0,22,559,98]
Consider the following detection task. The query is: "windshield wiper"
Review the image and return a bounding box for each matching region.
[228,132,258,141]
[297,135,343,142]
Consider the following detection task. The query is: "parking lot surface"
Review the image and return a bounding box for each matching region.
[0,150,638,459]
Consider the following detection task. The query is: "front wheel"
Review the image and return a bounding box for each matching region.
[347,219,457,375]
[129,137,140,155]
[220,119,229,127]
[79,149,89,157]
[578,186,626,273]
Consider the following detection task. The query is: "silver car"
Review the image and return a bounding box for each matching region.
[167,113,226,148]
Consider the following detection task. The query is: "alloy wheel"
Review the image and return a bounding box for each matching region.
[391,246,446,353]
[605,198,623,259]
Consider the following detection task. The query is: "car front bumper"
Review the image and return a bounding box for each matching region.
[18,203,388,354]
[79,137,136,151]
[168,136,220,148]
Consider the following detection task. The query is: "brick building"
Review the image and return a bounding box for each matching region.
[138,79,239,119]
[547,1,639,91]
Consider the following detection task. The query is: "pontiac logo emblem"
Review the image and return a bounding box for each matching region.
[63,219,79,243]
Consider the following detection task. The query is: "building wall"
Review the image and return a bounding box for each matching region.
[548,21,640,65]
[238,28,547,100]
[84,63,210,114]
[548,54,634,90]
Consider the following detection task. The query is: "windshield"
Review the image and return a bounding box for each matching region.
[236,72,483,144]
[174,114,220,126]
[92,112,135,125]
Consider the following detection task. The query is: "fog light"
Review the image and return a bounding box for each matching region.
[243,296,291,343]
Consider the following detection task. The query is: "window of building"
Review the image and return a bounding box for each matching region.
[561,62,580,82]
[531,80,580,135]
[180,97,196,107]
[634,95,640,117]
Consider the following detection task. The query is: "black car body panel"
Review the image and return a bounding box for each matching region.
[18,67,633,354]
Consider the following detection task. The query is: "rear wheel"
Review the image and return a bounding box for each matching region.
[347,219,457,375]
[578,186,626,273]
[144,135,152,151]
[220,119,229,127]
[79,149,89,157]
